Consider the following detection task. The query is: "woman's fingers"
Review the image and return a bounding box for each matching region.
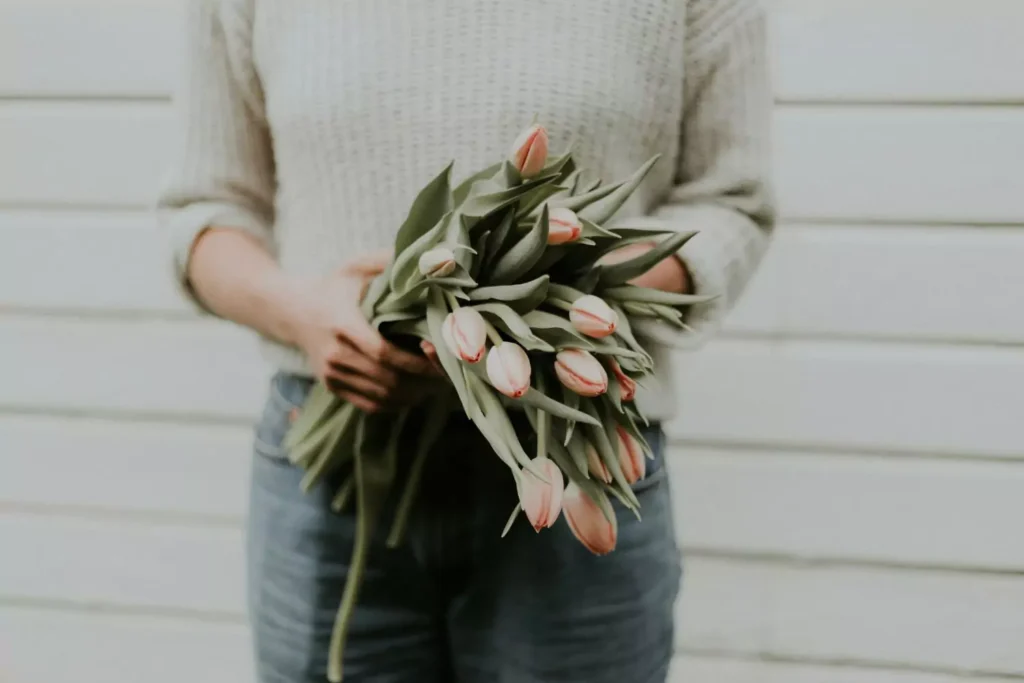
[339,316,439,376]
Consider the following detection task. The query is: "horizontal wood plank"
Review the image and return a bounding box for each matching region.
[2,318,1020,458]
[7,214,1024,344]
[773,0,1024,102]
[3,104,1022,224]
[0,607,251,683]
[0,2,179,98]
[3,519,1022,673]
[7,1,1023,103]
[5,415,1024,570]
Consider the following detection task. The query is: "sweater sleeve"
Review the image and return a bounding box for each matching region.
[155,0,276,315]
[648,0,776,344]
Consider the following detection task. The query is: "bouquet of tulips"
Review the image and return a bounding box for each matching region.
[284,123,708,681]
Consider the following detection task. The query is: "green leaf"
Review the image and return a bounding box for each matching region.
[446,215,476,271]
[648,303,687,329]
[330,475,355,513]
[578,155,660,225]
[517,183,571,218]
[466,373,541,476]
[460,173,560,219]
[580,219,619,239]
[384,317,430,340]
[583,402,640,510]
[284,382,341,452]
[426,288,476,415]
[520,244,569,282]
[394,162,454,256]
[453,162,502,206]
[522,309,597,350]
[389,212,451,292]
[609,303,654,365]
[300,402,359,493]
[489,205,550,284]
[360,270,392,319]
[602,285,716,306]
[514,387,601,425]
[547,282,586,303]
[565,429,589,475]
[561,383,581,445]
[597,230,697,287]
[478,207,518,271]
[622,301,658,317]
[371,310,422,328]
[468,275,550,314]
[553,180,622,214]
[386,394,454,547]
[471,302,554,352]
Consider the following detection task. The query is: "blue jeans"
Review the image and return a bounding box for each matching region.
[247,373,683,682]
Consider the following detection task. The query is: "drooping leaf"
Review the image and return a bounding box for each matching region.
[602,284,716,306]
[522,309,596,350]
[384,318,431,340]
[372,310,423,328]
[284,383,341,452]
[597,230,697,287]
[479,207,518,271]
[565,429,590,476]
[580,219,619,239]
[547,282,586,303]
[471,302,554,351]
[300,402,359,493]
[468,373,543,476]
[609,303,654,366]
[578,155,660,225]
[360,270,392,319]
[621,301,658,317]
[468,275,550,314]
[489,204,550,284]
[394,163,454,256]
[648,303,688,329]
[513,387,601,425]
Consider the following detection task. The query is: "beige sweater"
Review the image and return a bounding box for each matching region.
[156,0,775,421]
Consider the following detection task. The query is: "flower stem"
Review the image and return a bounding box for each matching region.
[443,290,461,311]
[549,298,574,312]
[483,319,504,346]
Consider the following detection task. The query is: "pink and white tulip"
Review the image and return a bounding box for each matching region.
[608,359,637,402]
[486,343,532,398]
[509,124,549,178]
[563,482,617,555]
[616,425,645,485]
[441,308,487,364]
[569,295,617,338]
[554,349,608,397]
[518,457,563,531]
[418,247,457,278]
[547,207,583,245]
[586,442,612,483]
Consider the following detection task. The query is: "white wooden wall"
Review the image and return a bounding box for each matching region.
[2,1,1023,681]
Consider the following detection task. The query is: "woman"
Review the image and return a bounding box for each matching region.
[157,0,774,681]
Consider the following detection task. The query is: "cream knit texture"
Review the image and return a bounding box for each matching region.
[156,0,776,421]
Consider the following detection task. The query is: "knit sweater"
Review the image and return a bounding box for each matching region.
[156,0,775,421]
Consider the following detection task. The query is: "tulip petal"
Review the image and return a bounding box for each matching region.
[563,482,617,555]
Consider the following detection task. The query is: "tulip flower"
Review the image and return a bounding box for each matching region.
[608,359,637,402]
[586,442,612,483]
[509,124,549,178]
[518,457,564,531]
[616,425,645,485]
[547,207,583,245]
[418,247,457,278]
[486,342,532,398]
[563,482,617,555]
[441,308,487,363]
[554,349,608,397]
[569,295,617,338]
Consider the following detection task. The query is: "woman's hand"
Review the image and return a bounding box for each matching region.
[285,250,443,413]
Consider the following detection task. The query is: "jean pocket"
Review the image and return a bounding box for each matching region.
[253,373,314,460]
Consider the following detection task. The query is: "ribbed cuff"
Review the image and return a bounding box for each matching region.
[163,201,275,316]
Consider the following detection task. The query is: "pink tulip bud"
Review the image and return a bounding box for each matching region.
[569,295,618,338]
[554,349,608,397]
[486,342,532,398]
[616,425,645,485]
[563,482,617,555]
[509,124,549,178]
[586,442,612,483]
[547,207,583,245]
[418,247,457,278]
[518,457,564,531]
[608,359,637,402]
[441,308,487,364]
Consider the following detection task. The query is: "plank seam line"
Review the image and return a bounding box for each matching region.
[0,94,171,104]
[0,595,246,624]
[681,647,1024,681]
[684,548,1024,578]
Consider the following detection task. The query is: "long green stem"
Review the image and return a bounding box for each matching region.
[443,289,461,310]
[548,298,574,312]
[483,319,504,346]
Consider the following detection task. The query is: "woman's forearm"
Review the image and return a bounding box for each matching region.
[187,227,304,346]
